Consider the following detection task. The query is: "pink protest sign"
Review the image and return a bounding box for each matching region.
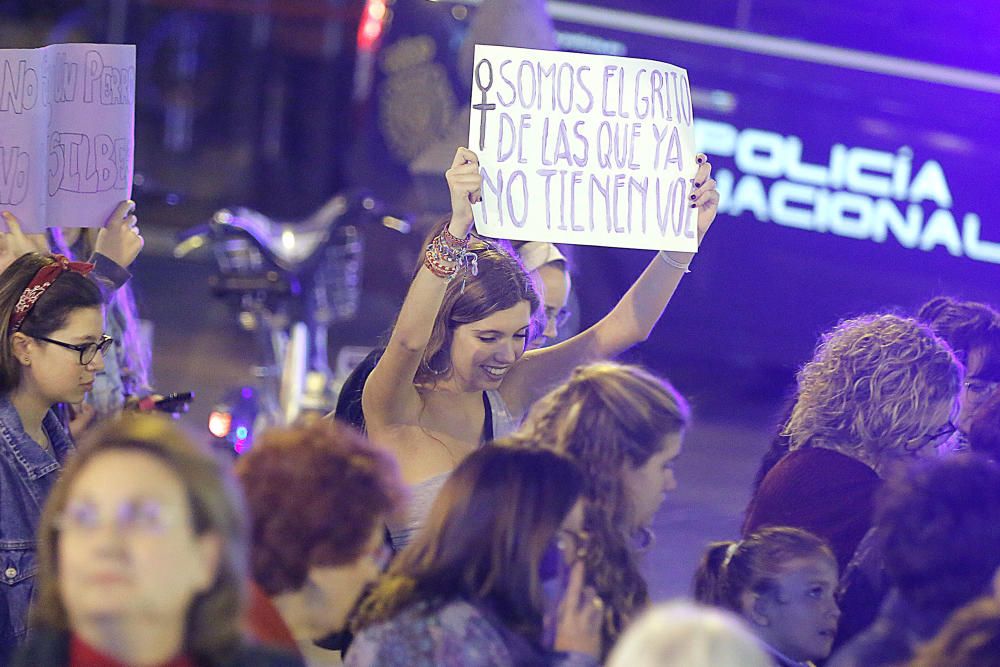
[0,43,135,232]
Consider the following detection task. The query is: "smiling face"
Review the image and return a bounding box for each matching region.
[57,450,220,627]
[621,432,682,530]
[448,301,532,391]
[747,556,841,662]
[17,306,105,405]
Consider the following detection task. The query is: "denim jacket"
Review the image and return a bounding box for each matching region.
[0,396,75,662]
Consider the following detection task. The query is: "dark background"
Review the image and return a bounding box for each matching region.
[4,1,997,393]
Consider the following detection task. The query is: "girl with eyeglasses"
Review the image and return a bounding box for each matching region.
[0,253,113,661]
[2,203,145,436]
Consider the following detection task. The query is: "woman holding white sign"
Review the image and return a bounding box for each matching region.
[363,146,718,550]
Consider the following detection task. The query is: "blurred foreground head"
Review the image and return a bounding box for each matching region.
[606,601,771,667]
[32,413,247,664]
[237,419,405,640]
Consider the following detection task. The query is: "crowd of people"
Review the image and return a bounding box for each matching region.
[0,146,998,667]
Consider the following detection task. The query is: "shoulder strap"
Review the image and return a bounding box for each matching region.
[482,391,494,443]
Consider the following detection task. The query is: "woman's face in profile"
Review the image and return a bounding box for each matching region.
[57,450,220,628]
[621,432,683,530]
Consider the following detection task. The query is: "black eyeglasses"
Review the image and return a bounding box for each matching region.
[904,421,957,453]
[31,334,114,365]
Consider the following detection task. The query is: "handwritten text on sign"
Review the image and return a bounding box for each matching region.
[0,43,135,232]
[469,45,698,251]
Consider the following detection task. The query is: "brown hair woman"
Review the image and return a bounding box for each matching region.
[363,146,719,550]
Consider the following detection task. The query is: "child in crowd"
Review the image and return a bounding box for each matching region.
[694,526,841,667]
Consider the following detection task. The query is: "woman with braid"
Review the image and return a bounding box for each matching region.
[505,361,691,658]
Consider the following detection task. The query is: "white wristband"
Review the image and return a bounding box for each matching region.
[658,250,692,273]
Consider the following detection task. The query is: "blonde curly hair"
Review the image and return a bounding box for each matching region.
[507,361,690,657]
[785,313,960,467]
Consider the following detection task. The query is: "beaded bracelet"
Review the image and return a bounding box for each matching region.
[441,226,470,249]
[433,233,465,263]
[423,227,477,281]
[657,250,692,273]
[424,243,458,278]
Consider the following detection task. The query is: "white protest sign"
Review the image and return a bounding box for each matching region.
[0,43,135,232]
[469,45,699,252]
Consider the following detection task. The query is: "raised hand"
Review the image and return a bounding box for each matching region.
[445,147,482,238]
[94,200,143,268]
[0,211,51,274]
[67,402,96,440]
[553,560,604,658]
[690,154,720,245]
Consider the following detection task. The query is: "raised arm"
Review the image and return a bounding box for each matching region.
[92,200,143,268]
[1,201,141,298]
[501,157,720,416]
[0,211,50,274]
[363,148,482,428]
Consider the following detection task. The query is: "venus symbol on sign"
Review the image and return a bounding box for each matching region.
[473,59,496,152]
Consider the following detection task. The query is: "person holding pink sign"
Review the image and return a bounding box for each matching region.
[362,146,719,551]
[1,201,144,434]
[0,252,108,660]
[0,202,142,659]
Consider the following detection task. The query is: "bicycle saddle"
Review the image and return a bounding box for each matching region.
[212,194,354,270]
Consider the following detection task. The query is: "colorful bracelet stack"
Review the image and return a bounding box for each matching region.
[424,227,471,279]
